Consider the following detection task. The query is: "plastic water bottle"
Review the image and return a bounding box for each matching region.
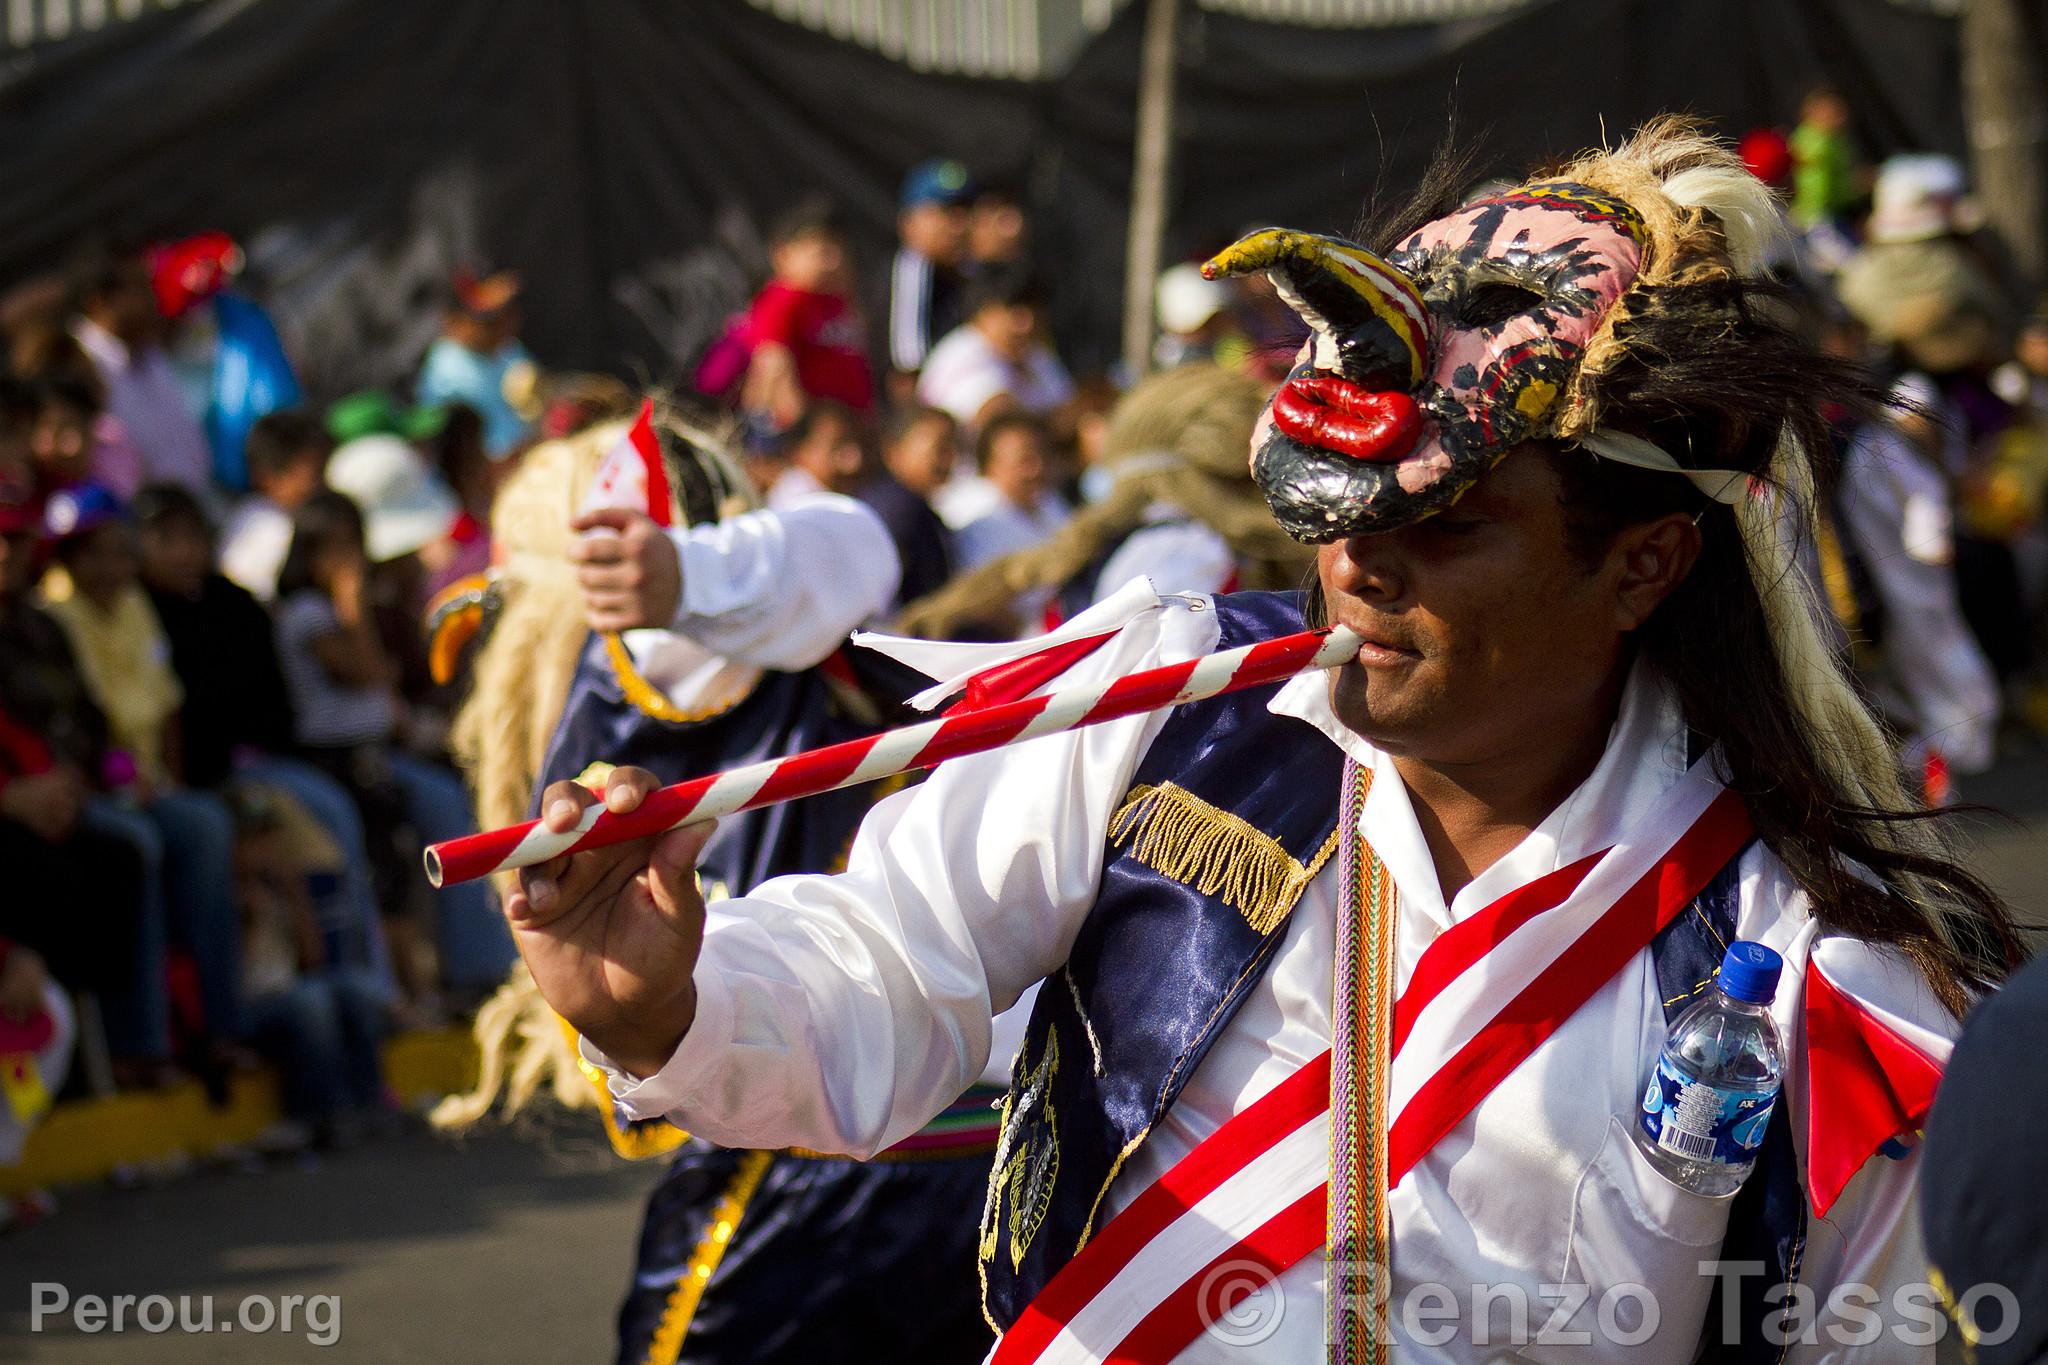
[1633,941,1787,1196]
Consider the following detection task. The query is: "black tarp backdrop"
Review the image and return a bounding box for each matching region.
[0,0,1978,396]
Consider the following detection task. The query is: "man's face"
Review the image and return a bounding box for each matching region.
[774,232,848,293]
[900,204,970,266]
[1314,446,1636,763]
[29,402,92,478]
[138,515,211,599]
[790,412,865,493]
[978,301,1039,362]
[985,425,1048,506]
[886,414,958,497]
[65,523,139,608]
[91,262,160,344]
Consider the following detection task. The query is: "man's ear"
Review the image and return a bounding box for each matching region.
[1610,512,1701,631]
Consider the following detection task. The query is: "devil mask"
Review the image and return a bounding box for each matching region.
[1208,182,1659,540]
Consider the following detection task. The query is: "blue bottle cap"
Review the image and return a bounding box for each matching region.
[1719,941,1783,1004]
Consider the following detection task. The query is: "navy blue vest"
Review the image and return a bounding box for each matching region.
[981,590,1803,1356]
[539,632,901,893]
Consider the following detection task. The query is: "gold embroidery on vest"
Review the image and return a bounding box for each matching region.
[981,1028,1060,1272]
[1108,781,1339,934]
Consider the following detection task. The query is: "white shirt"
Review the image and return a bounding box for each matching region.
[598,588,1949,1363]
[218,495,293,602]
[1838,422,1999,773]
[1094,511,1236,604]
[955,494,1074,572]
[659,494,900,671]
[916,326,1076,429]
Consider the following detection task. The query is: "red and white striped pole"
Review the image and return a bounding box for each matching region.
[425,624,1361,888]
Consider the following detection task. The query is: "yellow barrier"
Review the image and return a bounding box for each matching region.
[0,1027,479,1196]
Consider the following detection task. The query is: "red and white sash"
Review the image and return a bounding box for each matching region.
[995,761,1755,1365]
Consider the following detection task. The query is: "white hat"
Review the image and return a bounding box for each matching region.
[326,434,460,563]
[1156,263,1230,335]
[1868,154,1970,245]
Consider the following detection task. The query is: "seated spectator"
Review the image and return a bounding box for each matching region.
[950,413,1069,567]
[7,327,145,497]
[968,184,1029,273]
[0,937,76,1224]
[866,407,959,607]
[740,203,876,427]
[134,483,396,997]
[0,488,201,1084]
[23,374,102,495]
[416,270,536,461]
[275,492,509,1004]
[424,403,494,599]
[220,408,332,603]
[916,266,1075,437]
[36,484,246,1067]
[68,244,211,493]
[230,787,388,1149]
[767,400,866,509]
[887,159,975,384]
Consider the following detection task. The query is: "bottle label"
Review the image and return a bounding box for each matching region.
[1639,1056,1778,1165]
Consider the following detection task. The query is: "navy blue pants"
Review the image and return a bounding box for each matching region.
[618,1142,994,1365]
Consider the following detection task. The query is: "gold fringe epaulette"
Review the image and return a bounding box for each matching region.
[1107,782,1339,935]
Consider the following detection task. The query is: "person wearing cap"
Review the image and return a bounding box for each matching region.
[318,440,513,997]
[510,122,2023,1361]
[416,270,537,461]
[36,482,248,1069]
[887,157,977,384]
[1152,262,1239,370]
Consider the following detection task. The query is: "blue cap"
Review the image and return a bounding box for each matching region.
[43,481,127,541]
[1718,941,1783,1004]
[901,158,976,210]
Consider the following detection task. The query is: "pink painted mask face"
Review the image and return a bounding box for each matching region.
[1217,182,1649,540]
[1391,183,1646,466]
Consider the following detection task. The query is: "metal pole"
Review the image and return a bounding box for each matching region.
[1962,0,2048,289]
[1122,0,1181,379]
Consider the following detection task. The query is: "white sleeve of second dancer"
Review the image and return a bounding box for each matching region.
[589,597,1224,1156]
[662,495,902,671]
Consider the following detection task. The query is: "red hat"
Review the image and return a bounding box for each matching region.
[148,232,243,320]
[1739,128,1793,190]
[451,269,521,317]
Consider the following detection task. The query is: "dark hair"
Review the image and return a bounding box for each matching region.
[276,490,365,600]
[1329,135,2025,1015]
[783,399,859,450]
[1544,297,2022,1017]
[769,198,847,250]
[966,264,1046,317]
[975,410,1046,472]
[132,482,212,536]
[886,404,956,447]
[0,374,36,434]
[35,372,103,421]
[66,241,145,314]
[245,409,331,484]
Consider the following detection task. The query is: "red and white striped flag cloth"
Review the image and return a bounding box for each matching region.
[581,399,672,526]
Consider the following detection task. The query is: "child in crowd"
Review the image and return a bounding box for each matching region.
[741,203,875,427]
[219,408,331,602]
[25,375,103,496]
[273,492,424,992]
[230,787,387,1149]
[416,271,535,461]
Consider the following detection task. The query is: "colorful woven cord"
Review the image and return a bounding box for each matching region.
[1328,760,1397,1364]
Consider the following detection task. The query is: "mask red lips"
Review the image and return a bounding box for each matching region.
[1270,375,1423,463]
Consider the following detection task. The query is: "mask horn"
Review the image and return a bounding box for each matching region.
[1204,228,1428,391]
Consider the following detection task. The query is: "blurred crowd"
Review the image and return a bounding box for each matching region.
[0,106,2044,1223]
